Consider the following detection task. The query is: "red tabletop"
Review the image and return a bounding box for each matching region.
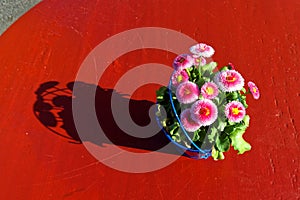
[0,0,299,199]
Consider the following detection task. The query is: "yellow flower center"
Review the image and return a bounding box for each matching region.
[226,75,236,82]
[184,88,191,95]
[177,75,183,83]
[200,107,210,116]
[206,86,214,95]
[253,87,257,93]
[232,107,240,115]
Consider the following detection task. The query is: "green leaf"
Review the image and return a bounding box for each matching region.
[185,68,191,77]
[234,115,250,130]
[215,134,230,152]
[229,128,251,154]
[211,147,218,160]
[169,127,179,136]
[228,120,236,126]
[227,115,251,154]
[227,91,239,100]
[193,131,200,141]
[241,99,248,108]
[156,86,167,98]
[168,122,179,135]
[224,125,235,134]
[212,147,225,160]
[202,61,217,72]
[220,66,229,71]
[188,66,200,82]
[195,78,205,88]
[212,96,220,105]
[171,132,181,143]
[207,127,218,143]
[217,118,227,132]
[241,87,246,94]
[243,115,250,127]
[202,76,211,82]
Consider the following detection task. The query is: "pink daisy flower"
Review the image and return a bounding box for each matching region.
[214,70,244,92]
[190,99,218,126]
[201,82,219,99]
[171,70,189,87]
[225,101,246,123]
[176,81,200,104]
[248,81,260,99]
[180,109,202,132]
[189,43,215,58]
[173,54,194,71]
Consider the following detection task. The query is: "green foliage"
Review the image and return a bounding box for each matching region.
[212,147,225,160]
[207,127,218,143]
[215,132,230,152]
[227,91,239,100]
[228,115,251,154]
[156,86,167,101]
[202,61,217,72]
[229,128,251,154]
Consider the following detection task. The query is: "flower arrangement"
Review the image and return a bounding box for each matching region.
[156,43,260,160]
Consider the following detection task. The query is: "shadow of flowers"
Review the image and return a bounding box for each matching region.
[33,81,173,152]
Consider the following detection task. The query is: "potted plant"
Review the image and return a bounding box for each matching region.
[156,43,260,160]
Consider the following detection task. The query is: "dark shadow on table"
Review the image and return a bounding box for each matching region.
[33,81,178,154]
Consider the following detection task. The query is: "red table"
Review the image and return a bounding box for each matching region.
[0,0,299,199]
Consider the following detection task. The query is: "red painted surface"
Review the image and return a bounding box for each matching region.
[0,0,299,199]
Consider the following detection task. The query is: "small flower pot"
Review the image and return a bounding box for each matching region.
[156,79,212,159]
